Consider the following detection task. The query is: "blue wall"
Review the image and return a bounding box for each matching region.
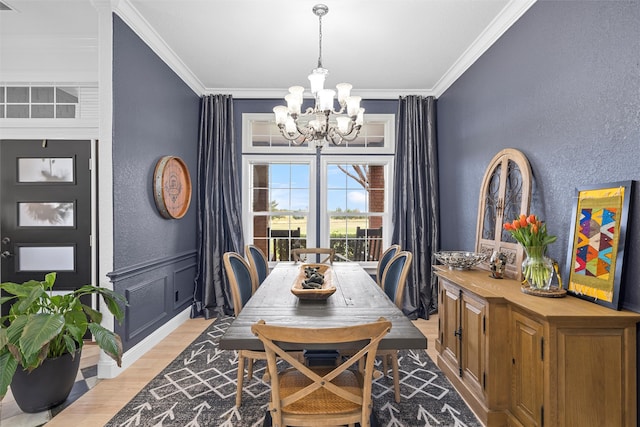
[110,15,200,350]
[438,0,640,311]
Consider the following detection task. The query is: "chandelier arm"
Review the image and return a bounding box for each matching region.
[332,125,362,142]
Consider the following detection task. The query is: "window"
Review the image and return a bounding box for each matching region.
[243,157,316,262]
[242,113,394,267]
[322,157,392,263]
[0,85,79,119]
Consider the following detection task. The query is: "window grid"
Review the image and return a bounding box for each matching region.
[0,85,78,119]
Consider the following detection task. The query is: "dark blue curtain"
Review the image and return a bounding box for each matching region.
[192,94,245,319]
[392,95,440,319]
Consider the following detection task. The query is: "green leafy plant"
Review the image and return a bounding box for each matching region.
[0,272,126,399]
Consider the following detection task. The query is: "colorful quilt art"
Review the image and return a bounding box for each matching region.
[566,182,632,309]
[574,207,617,280]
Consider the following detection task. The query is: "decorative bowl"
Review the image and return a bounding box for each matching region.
[434,251,487,270]
[291,263,336,300]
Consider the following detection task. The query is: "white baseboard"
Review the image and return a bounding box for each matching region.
[97,307,192,379]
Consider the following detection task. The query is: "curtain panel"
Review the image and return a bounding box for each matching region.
[392,95,440,319]
[192,94,245,319]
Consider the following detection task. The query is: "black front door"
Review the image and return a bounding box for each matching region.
[0,140,92,300]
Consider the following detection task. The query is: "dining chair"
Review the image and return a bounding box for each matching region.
[223,251,265,407]
[245,244,269,286]
[378,250,413,403]
[376,244,401,287]
[291,247,335,264]
[251,317,392,427]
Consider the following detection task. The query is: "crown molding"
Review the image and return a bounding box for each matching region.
[432,0,537,97]
[205,87,435,100]
[113,0,205,96]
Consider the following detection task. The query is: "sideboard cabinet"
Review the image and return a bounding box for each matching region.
[435,267,640,427]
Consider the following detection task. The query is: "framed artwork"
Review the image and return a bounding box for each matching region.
[564,181,634,310]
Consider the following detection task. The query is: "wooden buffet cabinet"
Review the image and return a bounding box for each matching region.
[435,266,640,427]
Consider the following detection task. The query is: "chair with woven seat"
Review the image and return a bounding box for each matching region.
[251,317,391,427]
[291,247,335,264]
[378,250,412,403]
[245,244,269,286]
[223,251,266,407]
[376,244,401,287]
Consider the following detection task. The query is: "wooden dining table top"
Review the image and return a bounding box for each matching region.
[218,262,428,351]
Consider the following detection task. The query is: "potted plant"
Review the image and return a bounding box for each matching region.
[0,272,126,412]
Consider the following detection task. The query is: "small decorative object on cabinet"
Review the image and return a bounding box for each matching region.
[433,251,487,270]
[475,148,532,280]
[434,266,640,427]
[489,251,507,279]
[503,213,558,292]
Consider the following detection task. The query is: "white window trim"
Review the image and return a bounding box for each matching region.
[242,113,316,155]
[242,154,317,265]
[242,113,395,155]
[320,155,394,273]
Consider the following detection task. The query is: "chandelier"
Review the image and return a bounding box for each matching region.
[273,4,364,149]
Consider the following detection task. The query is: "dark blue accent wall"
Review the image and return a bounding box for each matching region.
[437,0,640,411]
[110,15,200,351]
[437,0,640,312]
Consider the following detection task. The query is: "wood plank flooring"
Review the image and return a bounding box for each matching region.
[33,314,438,426]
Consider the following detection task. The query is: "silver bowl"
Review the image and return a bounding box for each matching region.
[434,251,487,270]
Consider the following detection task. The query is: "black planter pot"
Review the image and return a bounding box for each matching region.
[10,349,82,413]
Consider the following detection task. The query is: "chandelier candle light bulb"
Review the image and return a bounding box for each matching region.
[273,4,364,149]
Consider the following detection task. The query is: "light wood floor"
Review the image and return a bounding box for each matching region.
[41,314,439,426]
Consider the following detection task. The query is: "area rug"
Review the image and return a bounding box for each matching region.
[105,316,481,427]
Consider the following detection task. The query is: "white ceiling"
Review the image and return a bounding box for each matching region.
[0,0,536,97]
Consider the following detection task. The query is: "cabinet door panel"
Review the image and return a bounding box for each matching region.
[440,281,461,370]
[461,295,485,398]
[557,329,625,427]
[511,311,543,427]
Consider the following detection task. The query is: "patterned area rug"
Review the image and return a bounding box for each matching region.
[105,317,481,427]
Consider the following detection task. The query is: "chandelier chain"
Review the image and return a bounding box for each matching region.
[317,13,323,69]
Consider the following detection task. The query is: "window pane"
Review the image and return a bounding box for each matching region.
[32,105,54,118]
[7,105,29,118]
[253,164,269,188]
[369,189,385,213]
[290,164,309,188]
[18,158,74,182]
[268,215,305,262]
[0,105,4,118]
[253,215,269,235]
[327,189,345,211]
[7,87,28,103]
[346,189,366,211]
[32,87,54,103]
[252,188,269,212]
[56,87,78,103]
[56,105,76,118]
[19,202,74,227]
[19,246,75,271]
[0,87,4,102]
[270,164,291,188]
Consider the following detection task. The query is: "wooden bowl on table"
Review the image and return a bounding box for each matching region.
[291,263,336,300]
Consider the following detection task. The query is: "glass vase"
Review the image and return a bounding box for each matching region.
[522,245,553,290]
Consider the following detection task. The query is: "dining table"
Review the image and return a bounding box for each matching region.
[218,261,427,352]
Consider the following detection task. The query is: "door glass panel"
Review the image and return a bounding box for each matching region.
[18,158,74,182]
[18,202,75,227]
[18,246,75,271]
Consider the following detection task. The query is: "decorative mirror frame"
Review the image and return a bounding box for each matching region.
[475,148,532,280]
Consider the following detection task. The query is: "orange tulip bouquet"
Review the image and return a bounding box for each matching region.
[504,214,557,289]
